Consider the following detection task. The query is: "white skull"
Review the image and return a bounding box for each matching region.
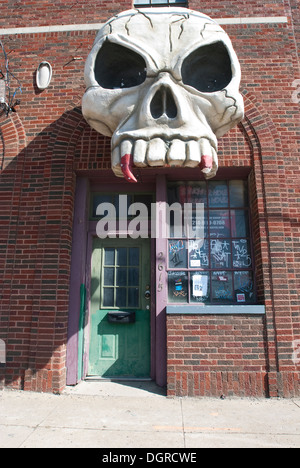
[82,8,244,182]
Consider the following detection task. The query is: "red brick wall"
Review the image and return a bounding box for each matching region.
[167,315,268,397]
[0,0,299,395]
[0,0,131,28]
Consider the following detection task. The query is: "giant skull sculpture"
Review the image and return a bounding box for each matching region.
[82,8,244,182]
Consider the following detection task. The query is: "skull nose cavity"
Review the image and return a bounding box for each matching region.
[150,86,177,120]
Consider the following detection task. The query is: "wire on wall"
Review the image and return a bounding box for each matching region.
[0,40,22,117]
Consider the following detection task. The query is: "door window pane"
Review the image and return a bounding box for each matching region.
[116,288,126,308]
[104,268,114,286]
[128,268,139,286]
[129,247,139,266]
[117,248,127,266]
[116,268,127,286]
[103,288,114,307]
[101,246,141,308]
[104,248,115,266]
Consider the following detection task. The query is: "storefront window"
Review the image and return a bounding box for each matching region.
[167,180,255,305]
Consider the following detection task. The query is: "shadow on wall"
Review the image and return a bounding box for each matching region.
[0,107,111,392]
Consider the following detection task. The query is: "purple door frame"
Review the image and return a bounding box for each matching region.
[66,174,168,387]
[154,175,168,387]
[66,177,89,385]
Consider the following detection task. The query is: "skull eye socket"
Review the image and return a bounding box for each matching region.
[94,42,147,89]
[181,41,232,93]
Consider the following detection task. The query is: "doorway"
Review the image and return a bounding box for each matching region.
[88,237,151,378]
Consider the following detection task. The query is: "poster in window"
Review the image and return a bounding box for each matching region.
[168,271,188,303]
[190,272,210,303]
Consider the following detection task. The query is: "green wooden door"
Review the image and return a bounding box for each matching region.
[88,238,151,378]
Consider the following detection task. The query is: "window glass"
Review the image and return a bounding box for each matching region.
[234,271,254,303]
[93,194,113,218]
[103,288,114,307]
[128,247,139,266]
[209,210,230,238]
[128,268,139,286]
[189,239,209,269]
[116,288,126,308]
[230,210,249,238]
[211,271,233,303]
[116,268,127,287]
[104,268,114,286]
[229,180,248,207]
[187,182,207,207]
[168,271,188,303]
[208,181,228,207]
[232,239,252,268]
[168,240,187,268]
[104,248,114,266]
[101,246,141,309]
[210,239,231,269]
[167,180,255,305]
[116,248,127,266]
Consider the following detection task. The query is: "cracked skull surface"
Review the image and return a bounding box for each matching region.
[82,7,244,182]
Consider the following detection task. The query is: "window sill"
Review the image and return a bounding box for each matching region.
[166,304,265,315]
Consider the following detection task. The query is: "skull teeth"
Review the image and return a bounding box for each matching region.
[112,138,218,180]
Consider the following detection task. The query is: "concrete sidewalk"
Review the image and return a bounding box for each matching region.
[0,381,300,448]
